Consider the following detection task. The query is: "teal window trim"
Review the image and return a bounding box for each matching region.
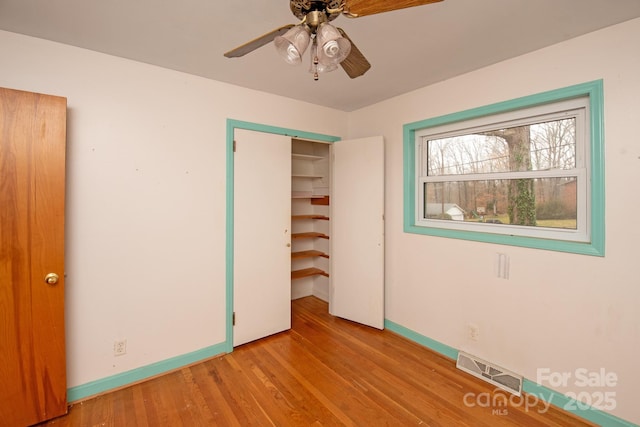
[403,80,605,256]
[225,119,340,351]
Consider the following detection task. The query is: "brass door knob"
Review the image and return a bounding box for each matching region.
[44,273,59,285]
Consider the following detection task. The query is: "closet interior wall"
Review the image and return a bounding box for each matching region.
[290,138,331,302]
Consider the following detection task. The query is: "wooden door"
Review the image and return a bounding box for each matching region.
[233,129,291,346]
[0,88,67,425]
[330,136,385,329]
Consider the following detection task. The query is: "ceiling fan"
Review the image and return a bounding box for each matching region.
[224,0,443,80]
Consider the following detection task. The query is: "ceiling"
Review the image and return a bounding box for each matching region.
[1,0,640,112]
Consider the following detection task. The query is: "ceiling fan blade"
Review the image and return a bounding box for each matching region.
[337,28,371,79]
[343,0,443,17]
[224,24,295,58]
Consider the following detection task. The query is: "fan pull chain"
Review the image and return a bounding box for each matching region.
[311,36,320,81]
[312,53,319,80]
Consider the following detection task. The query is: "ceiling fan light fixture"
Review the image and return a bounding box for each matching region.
[274,24,311,65]
[313,58,339,73]
[309,37,338,80]
[316,23,351,66]
[225,0,443,80]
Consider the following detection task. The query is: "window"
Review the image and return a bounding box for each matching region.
[403,81,604,256]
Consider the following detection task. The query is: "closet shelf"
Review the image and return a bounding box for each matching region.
[292,174,323,179]
[291,250,329,260]
[291,214,329,221]
[291,267,329,280]
[292,153,324,161]
[292,232,329,240]
[291,193,327,199]
[310,196,330,205]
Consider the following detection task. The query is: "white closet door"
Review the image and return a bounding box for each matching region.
[234,129,291,346]
[330,136,385,329]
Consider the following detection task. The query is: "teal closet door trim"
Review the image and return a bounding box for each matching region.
[225,118,340,350]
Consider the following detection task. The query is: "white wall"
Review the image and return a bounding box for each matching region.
[0,30,347,388]
[348,18,640,424]
[2,15,639,424]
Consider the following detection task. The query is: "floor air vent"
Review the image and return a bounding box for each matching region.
[456,352,523,396]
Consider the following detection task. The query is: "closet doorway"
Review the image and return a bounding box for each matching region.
[228,120,384,348]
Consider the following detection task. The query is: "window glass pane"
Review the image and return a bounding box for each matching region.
[424,118,576,176]
[423,177,577,229]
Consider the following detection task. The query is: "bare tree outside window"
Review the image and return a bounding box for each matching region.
[423,118,577,229]
[408,81,603,254]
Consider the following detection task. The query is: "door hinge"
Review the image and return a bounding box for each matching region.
[232,312,236,326]
[233,140,237,152]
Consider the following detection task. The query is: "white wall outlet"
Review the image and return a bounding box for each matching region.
[114,339,127,356]
[468,324,480,341]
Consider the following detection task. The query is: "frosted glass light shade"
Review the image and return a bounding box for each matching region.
[309,38,338,75]
[274,25,311,65]
[316,23,351,66]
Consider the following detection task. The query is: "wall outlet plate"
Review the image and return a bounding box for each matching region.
[114,340,127,356]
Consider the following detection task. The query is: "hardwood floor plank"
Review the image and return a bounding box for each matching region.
[131,386,150,426]
[290,302,491,426]
[243,343,346,426]
[188,361,243,426]
[39,296,595,426]
[237,347,333,425]
[276,333,433,426]
[206,355,274,426]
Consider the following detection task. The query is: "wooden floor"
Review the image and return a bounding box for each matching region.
[41,297,594,426]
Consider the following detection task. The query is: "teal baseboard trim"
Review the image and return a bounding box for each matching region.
[384,319,637,427]
[67,342,228,402]
[522,380,638,427]
[385,319,459,360]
